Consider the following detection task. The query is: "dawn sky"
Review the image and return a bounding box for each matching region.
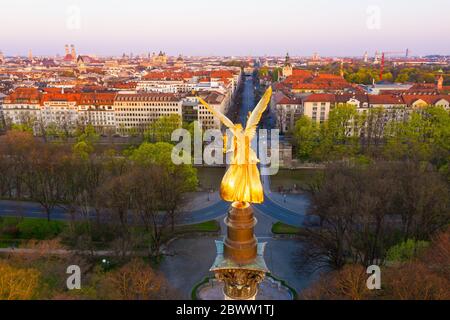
[1,0,449,57]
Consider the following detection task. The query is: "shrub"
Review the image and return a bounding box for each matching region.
[0,261,40,300]
[387,239,430,262]
[17,219,66,240]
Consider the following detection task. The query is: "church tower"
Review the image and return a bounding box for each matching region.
[437,70,444,91]
[282,52,293,78]
[70,44,76,61]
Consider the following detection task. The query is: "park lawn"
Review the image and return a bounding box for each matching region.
[271,222,301,235]
[0,217,66,240]
[173,220,220,235]
[0,216,220,247]
[270,168,321,192]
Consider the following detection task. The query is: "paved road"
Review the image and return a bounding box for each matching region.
[0,199,228,224]
[0,195,307,227]
[239,76,255,126]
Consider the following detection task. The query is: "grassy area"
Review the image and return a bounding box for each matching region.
[0,216,220,249]
[270,168,320,192]
[196,167,226,191]
[174,220,220,234]
[0,217,66,240]
[271,222,301,235]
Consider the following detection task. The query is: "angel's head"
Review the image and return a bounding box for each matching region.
[234,123,244,132]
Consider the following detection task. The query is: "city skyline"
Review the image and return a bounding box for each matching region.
[2,0,450,57]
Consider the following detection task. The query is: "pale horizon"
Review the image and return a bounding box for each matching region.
[1,0,450,57]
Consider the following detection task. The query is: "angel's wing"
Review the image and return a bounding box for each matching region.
[245,86,272,140]
[197,96,235,130]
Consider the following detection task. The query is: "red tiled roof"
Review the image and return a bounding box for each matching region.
[211,70,233,79]
[303,94,336,103]
[402,95,450,106]
[277,97,302,105]
[368,94,405,105]
[110,82,137,89]
[4,87,41,104]
[78,92,116,105]
[335,93,369,104]
[41,92,81,103]
[292,84,321,90]
[115,93,180,102]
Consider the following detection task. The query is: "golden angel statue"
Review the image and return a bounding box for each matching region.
[198,86,272,204]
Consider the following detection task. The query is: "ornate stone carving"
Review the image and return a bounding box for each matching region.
[215,269,266,300]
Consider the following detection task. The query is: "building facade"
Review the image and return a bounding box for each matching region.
[114,93,183,134]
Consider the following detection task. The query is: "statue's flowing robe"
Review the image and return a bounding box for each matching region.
[196,86,272,204]
[220,131,263,204]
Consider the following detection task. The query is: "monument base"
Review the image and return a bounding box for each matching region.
[210,202,268,300]
[195,276,295,300]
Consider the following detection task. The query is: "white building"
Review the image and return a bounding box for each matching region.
[275,96,303,133]
[2,88,41,126]
[77,92,117,132]
[114,93,183,134]
[302,94,335,124]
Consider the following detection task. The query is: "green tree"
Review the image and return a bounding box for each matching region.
[130,142,198,230]
[319,104,361,160]
[292,116,320,161]
[272,68,281,82]
[130,142,197,190]
[382,72,394,82]
[386,239,430,262]
[395,72,409,83]
[345,67,379,84]
[384,106,450,167]
[11,123,33,133]
[76,124,100,145]
[144,115,181,143]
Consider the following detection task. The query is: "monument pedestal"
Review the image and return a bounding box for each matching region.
[210,202,268,300]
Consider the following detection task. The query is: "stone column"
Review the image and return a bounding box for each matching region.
[224,202,257,264]
[214,201,266,300]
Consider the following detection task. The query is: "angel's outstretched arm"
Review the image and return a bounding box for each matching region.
[197,96,235,130]
[245,86,272,139]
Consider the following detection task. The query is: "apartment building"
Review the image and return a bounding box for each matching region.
[114,93,183,134]
[78,92,117,132]
[275,97,303,133]
[195,91,229,130]
[40,91,80,129]
[302,94,335,124]
[2,88,41,125]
